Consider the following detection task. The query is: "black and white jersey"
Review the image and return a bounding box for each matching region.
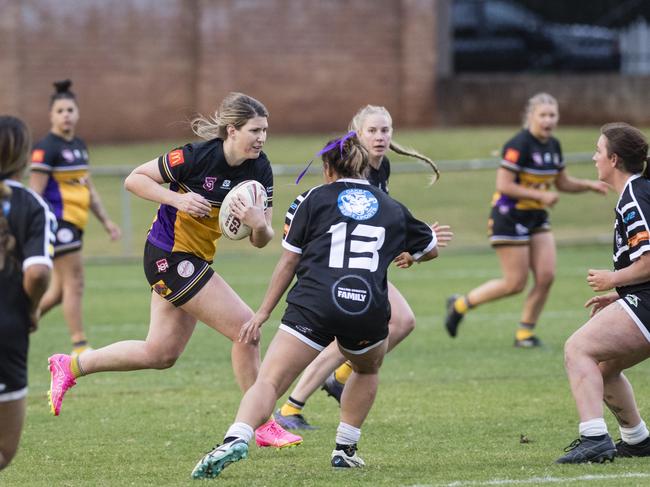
[613,175,650,296]
[0,180,55,342]
[366,156,390,194]
[282,178,436,333]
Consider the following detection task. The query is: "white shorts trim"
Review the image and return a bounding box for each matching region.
[618,299,650,343]
[0,386,28,402]
[339,338,386,355]
[278,324,325,352]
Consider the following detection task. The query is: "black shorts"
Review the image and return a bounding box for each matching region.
[488,207,550,246]
[53,220,83,257]
[143,241,214,307]
[0,322,28,402]
[280,303,389,353]
[618,290,650,342]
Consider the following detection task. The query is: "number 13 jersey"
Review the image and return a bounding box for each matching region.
[282,178,436,333]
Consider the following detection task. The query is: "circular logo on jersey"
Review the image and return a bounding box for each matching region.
[337,189,379,221]
[331,275,372,315]
[177,260,195,278]
[56,227,74,243]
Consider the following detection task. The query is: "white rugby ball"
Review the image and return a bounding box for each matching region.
[219,180,268,240]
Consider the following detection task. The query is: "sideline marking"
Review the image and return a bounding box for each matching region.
[408,472,650,487]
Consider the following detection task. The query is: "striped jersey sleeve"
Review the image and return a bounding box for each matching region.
[617,181,650,262]
[282,187,319,254]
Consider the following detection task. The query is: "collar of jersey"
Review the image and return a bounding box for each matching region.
[336,178,370,185]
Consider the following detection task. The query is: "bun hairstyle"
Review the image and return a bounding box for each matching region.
[321,132,369,179]
[0,115,30,271]
[50,79,77,107]
[600,122,649,177]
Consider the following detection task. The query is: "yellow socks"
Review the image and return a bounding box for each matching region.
[453,296,470,314]
[280,396,305,416]
[516,324,535,341]
[70,355,83,378]
[334,361,353,385]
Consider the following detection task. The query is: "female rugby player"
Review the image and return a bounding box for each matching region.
[445,93,608,347]
[191,132,439,479]
[30,80,121,355]
[46,92,300,448]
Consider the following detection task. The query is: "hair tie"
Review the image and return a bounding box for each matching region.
[295,131,356,184]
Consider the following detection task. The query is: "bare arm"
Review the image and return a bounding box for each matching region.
[555,170,609,195]
[238,249,301,343]
[29,171,49,195]
[124,159,211,217]
[87,175,121,240]
[23,264,51,332]
[496,167,559,207]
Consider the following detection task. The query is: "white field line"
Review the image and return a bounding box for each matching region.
[407,472,650,487]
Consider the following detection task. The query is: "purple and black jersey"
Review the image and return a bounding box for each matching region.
[492,129,564,212]
[148,138,273,262]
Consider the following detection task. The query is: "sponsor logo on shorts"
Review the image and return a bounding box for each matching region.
[56,227,74,244]
[295,325,313,335]
[168,150,185,167]
[203,176,217,191]
[337,189,379,221]
[356,340,370,346]
[152,279,172,297]
[177,260,195,278]
[625,294,640,307]
[156,258,169,273]
[515,223,529,235]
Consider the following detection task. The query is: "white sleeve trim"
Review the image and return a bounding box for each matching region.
[412,229,438,261]
[23,256,53,270]
[281,240,303,254]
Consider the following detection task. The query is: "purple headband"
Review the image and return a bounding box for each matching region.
[295,131,357,184]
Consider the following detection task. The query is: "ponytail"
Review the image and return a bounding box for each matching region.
[50,79,76,107]
[389,140,440,184]
[0,188,16,271]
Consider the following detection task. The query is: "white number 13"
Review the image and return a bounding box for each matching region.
[327,222,385,272]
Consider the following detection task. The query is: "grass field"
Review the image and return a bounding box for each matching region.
[5,127,650,486]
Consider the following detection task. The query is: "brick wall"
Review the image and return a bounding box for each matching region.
[0,0,444,142]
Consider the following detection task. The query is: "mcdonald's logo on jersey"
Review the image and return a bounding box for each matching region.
[168,150,185,167]
[504,148,520,163]
[32,149,45,163]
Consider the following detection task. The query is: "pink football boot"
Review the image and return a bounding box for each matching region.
[255,418,303,448]
[48,354,77,416]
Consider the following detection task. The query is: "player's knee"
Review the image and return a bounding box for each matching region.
[504,277,527,295]
[536,271,555,290]
[392,312,416,340]
[150,350,181,369]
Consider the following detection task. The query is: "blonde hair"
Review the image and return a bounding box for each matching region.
[0,116,30,270]
[349,104,440,183]
[522,92,558,128]
[191,92,269,141]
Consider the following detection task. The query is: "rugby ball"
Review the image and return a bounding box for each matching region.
[219,180,268,240]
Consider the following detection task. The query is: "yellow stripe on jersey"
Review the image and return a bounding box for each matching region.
[52,169,91,228]
[172,206,223,261]
[515,172,556,210]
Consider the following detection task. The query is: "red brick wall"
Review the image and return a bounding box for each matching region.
[0,0,444,142]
